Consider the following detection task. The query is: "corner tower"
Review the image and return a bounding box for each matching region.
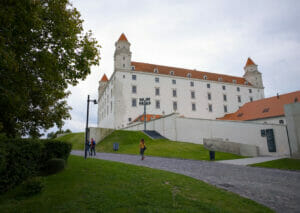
[114,33,132,71]
[243,57,263,88]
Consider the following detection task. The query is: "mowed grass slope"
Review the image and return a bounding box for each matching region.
[55,132,84,150]
[96,130,245,161]
[0,155,272,213]
[251,158,300,171]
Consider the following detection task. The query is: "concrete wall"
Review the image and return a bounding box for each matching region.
[285,102,300,158]
[124,114,290,157]
[88,127,114,144]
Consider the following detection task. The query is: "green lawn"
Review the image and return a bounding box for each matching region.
[251,158,300,171]
[55,132,84,150]
[0,155,272,213]
[96,130,245,161]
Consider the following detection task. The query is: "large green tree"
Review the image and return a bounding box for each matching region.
[0,0,100,137]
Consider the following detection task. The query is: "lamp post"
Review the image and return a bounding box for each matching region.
[139,97,151,131]
[85,95,98,159]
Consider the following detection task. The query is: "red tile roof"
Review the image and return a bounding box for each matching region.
[118,33,128,42]
[100,74,108,82]
[133,114,162,122]
[131,61,251,86]
[218,91,300,121]
[245,57,256,67]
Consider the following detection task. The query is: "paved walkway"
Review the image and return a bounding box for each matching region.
[71,151,300,213]
[217,156,286,165]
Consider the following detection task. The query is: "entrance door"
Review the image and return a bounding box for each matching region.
[266,129,276,152]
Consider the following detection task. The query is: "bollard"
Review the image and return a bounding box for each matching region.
[209,151,215,161]
[113,143,119,151]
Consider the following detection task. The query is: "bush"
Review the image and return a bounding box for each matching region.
[42,140,72,163]
[42,158,66,176]
[20,177,44,197]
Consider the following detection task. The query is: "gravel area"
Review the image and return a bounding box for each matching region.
[71,150,300,212]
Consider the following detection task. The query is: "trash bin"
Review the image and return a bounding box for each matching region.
[113,143,119,151]
[209,151,215,161]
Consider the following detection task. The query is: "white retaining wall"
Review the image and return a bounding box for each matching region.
[124,113,290,156]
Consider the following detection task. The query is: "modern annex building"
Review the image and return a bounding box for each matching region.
[98,34,265,129]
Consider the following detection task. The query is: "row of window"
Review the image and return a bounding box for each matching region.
[131,75,253,93]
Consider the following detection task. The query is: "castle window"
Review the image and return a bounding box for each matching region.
[224,105,228,113]
[192,103,196,111]
[218,77,222,82]
[207,83,210,88]
[170,71,174,75]
[128,118,132,122]
[295,98,298,103]
[222,85,226,90]
[208,104,212,112]
[203,75,208,80]
[123,56,125,60]
[262,108,269,113]
[155,87,160,96]
[132,75,136,80]
[132,85,137,94]
[154,68,159,73]
[172,89,177,97]
[155,100,160,109]
[250,97,253,102]
[208,92,211,100]
[238,95,241,103]
[237,113,243,117]
[172,79,176,84]
[223,94,227,102]
[123,75,125,78]
[155,77,159,83]
[132,98,137,107]
[187,73,191,78]
[173,101,177,111]
[190,81,194,87]
[123,64,125,68]
[237,87,240,92]
[232,79,237,84]
[279,120,284,124]
[245,81,248,85]
[191,91,195,99]
[131,66,135,70]
[249,89,252,93]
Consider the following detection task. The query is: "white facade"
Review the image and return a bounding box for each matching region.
[98,35,265,129]
[251,116,286,125]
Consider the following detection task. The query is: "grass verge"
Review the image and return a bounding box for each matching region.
[0,155,272,213]
[250,158,300,171]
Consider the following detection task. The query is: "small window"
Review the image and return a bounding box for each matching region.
[249,89,252,93]
[207,83,210,88]
[123,64,125,68]
[279,120,284,124]
[237,87,240,92]
[172,79,176,84]
[155,88,160,96]
[123,75,125,78]
[131,66,135,71]
[224,105,228,113]
[232,79,237,84]
[123,56,125,60]
[245,81,248,85]
[250,97,253,102]
[222,85,226,90]
[155,77,159,83]
[218,77,222,82]
[238,95,241,103]
[191,91,195,99]
[237,113,243,117]
[190,81,194,87]
[154,68,159,73]
[128,118,132,122]
[208,104,212,112]
[262,108,269,113]
[223,94,227,102]
[155,100,160,109]
[132,75,136,80]
[132,98,137,107]
[203,75,208,80]
[172,89,177,97]
[187,73,191,78]
[208,93,211,100]
[132,85,137,94]
[170,71,174,75]
[295,98,298,102]
[192,103,196,111]
[173,101,177,111]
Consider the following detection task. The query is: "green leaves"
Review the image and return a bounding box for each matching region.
[0,0,100,137]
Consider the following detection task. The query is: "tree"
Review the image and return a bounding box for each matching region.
[0,0,100,137]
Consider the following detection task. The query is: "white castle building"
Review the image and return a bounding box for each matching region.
[98,33,265,129]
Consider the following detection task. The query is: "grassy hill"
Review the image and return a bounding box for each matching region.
[55,132,84,150]
[0,155,271,212]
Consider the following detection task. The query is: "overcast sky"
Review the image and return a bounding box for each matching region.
[45,0,300,135]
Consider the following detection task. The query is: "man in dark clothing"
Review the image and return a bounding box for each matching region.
[90,138,96,156]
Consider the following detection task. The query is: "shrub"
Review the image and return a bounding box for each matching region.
[42,158,66,176]
[42,140,72,163]
[20,177,44,197]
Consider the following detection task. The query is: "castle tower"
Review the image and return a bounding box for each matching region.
[243,57,264,88]
[114,33,132,71]
[98,74,108,98]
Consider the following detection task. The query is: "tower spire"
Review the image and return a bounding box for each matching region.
[245,57,256,67]
[118,33,128,42]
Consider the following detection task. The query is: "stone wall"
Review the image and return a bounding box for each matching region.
[88,127,114,144]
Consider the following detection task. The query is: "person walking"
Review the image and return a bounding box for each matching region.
[90,138,96,156]
[139,138,146,160]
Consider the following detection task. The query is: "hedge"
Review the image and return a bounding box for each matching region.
[0,139,72,194]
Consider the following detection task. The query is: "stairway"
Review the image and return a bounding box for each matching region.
[143,130,167,140]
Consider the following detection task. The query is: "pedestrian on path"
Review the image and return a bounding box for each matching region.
[90,138,96,156]
[139,138,146,160]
